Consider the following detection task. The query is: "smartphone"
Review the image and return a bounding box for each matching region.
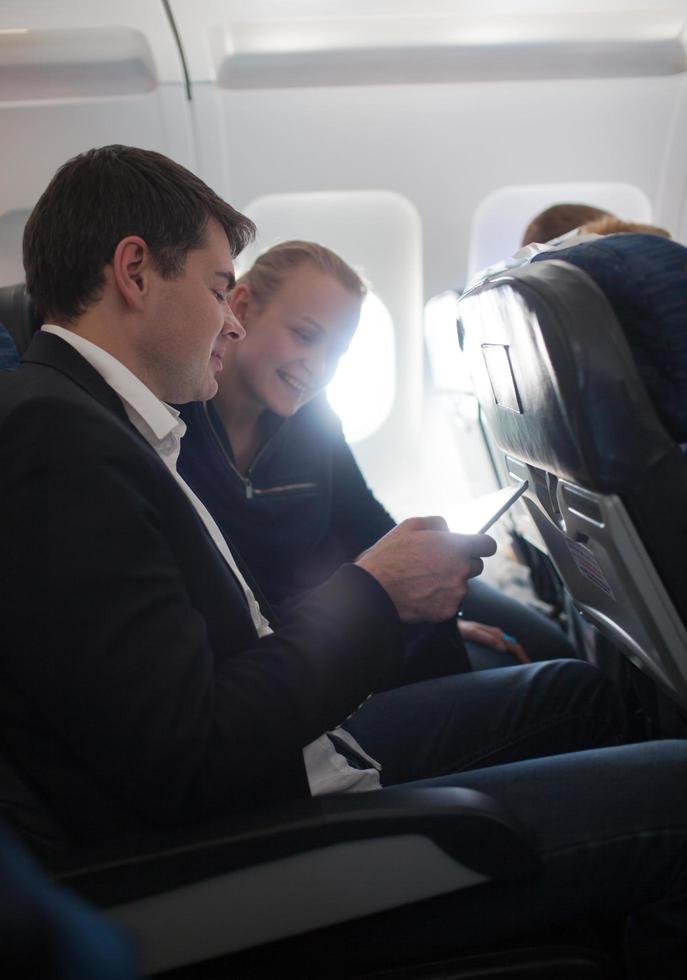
[454,481,529,535]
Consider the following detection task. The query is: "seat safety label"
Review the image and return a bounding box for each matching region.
[564,538,615,600]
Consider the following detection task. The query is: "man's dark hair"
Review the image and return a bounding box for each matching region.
[23,145,256,322]
[520,203,613,248]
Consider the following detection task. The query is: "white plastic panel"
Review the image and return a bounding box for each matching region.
[0,1,184,82]
[0,28,157,100]
[112,834,488,975]
[656,74,687,240]
[179,75,681,301]
[171,1,687,84]
[0,0,195,288]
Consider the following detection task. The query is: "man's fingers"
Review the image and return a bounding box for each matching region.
[464,532,497,558]
[357,518,495,623]
[402,515,450,532]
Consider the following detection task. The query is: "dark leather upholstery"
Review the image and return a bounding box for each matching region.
[460,258,678,494]
[0,324,19,369]
[459,237,687,707]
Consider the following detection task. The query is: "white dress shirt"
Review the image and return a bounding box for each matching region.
[42,325,381,795]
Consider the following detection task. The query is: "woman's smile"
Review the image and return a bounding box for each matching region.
[277,369,310,395]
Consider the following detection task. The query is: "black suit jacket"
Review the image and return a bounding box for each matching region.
[0,332,402,842]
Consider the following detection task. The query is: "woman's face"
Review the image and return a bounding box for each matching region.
[223,263,362,417]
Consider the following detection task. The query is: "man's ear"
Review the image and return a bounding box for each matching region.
[111,236,152,311]
[229,282,252,326]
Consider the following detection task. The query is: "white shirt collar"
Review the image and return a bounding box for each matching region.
[41,324,185,452]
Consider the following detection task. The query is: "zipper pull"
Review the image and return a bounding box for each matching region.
[245,479,253,500]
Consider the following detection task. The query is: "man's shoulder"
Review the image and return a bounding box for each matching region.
[2,359,111,422]
[0,360,146,472]
[1,359,91,426]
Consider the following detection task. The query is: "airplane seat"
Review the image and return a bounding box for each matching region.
[0,281,620,978]
[0,281,40,362]
[2,767,610,980]
[459,233,687,713]
[0,745,616,980]
[0,323,19,370]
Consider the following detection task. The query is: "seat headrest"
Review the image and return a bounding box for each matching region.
[0,283,41,357]
[459,257,676,492]
[532,233,687,443]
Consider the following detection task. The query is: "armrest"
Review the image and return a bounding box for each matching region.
[55,787,538,902]
[53,788,540,975]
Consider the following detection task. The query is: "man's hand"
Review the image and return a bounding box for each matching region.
[457,620,530,664]
[356,516,497,623]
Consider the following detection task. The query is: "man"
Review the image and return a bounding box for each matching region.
[2,144,623,833]
[2,147,686,974]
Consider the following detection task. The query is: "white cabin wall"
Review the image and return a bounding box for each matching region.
[187,76,683,298]
[656,74,687,241]
[0,0,194,284]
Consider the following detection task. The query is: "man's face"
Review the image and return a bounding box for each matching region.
[141,218,242,404]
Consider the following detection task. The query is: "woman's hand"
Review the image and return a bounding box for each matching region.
[457,619,530,664]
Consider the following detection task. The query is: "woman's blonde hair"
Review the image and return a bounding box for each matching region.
[236,241,367,307]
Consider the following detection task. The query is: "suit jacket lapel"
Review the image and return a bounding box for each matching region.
[23,330,277,626]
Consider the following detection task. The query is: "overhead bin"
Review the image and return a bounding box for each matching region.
[0,0,194,286]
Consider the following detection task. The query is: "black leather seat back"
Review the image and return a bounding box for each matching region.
[0,283,40,357]
[459,239,687,706]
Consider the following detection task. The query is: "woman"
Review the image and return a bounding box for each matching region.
[178,241,576,671]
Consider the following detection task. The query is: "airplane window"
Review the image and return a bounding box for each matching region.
[326,291,394,444]
[467,181,653,282]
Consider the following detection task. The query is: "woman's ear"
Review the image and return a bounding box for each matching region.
[111,236,150,311]
[229,282,252,326]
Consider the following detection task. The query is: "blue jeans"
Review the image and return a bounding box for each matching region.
[346,660,622,781]
[379,742,687,978]
[344,667,687,976]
